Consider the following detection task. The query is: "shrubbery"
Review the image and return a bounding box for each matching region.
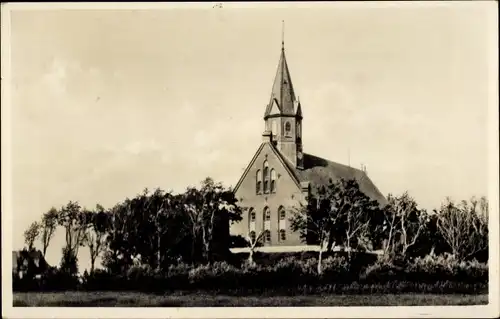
[15,252,488,295]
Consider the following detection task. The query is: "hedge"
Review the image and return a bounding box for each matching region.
[13,253,488,294]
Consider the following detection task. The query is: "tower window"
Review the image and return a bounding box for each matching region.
[270,169,277,193]
[285,121,291,136]
[280,229,286,241]
[297,122,301,138]
[250,231,256,243]
[256,170,262,194]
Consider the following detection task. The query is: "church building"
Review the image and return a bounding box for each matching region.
[231,40,387,248]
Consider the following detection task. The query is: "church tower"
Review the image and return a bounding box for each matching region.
[263,32,304,169]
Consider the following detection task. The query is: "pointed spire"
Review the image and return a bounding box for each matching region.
[281,20,285,50]
[264,24,297,119]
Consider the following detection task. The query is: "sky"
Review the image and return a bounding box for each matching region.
[4,2,496,271]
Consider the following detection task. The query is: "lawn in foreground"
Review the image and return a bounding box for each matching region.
[13,291,488,307]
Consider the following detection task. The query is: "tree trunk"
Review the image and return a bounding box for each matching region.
[248,248,255,265]
[157,232,161,271]
[317,247,323,275]
[90,256,95,274]
[346,236,351,259]
[326,232,335,253]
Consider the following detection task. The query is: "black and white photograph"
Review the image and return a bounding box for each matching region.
[1,1,499,318]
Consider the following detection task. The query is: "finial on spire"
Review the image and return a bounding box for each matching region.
[281,20,285,50]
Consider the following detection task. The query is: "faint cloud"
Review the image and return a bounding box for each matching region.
[124,139,162,155]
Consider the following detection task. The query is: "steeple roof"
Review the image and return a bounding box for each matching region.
[264,46,297,118]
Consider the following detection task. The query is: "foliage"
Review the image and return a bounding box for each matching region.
[59,246,79,277]
[23,222,41,250]
[40,207,59,256]
[290,178,382,273]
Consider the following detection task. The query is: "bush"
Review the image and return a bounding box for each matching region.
[405,253,488,284]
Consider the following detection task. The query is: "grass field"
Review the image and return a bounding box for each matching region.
[13,291,488,307]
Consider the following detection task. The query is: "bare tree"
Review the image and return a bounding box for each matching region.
[246,230,265,265]
[436,197,488,260]
[24,221,41,250]
[40,207,58,256]
[382,192,427,260]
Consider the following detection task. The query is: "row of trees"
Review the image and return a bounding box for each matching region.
[22,178,242,275]
[22,177,488,278]
[284,179,489,274]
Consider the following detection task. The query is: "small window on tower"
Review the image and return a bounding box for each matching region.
[285,121,291,136]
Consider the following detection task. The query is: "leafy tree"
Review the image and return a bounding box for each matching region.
[183,177,243,263]
[23,221,41,250]
[81,204,111,273]
[60,246,78,277]
[103,189,192,273]
[291,178,382,273]
[290,194,338,274]
[40,207,58,256]
[435,197,488,261]
[58,201,87,259]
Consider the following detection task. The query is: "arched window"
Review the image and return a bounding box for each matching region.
[270,169,277,193]
[279,207,286,220]
[297,122,301,138]
[264,207,271,221]
[256,170,262,194]
[265,230,271,242]
[285,121,291,136]
[263,161,270,193]
[249,208,256,222]
[280,229,286,241]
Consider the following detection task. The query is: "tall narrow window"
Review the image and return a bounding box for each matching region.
[263,161,270,193]
[256,170,262,194]
[271,121,278,136]
[250,231,256,243]
[270,169,277,193]
[297,122,301,138]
